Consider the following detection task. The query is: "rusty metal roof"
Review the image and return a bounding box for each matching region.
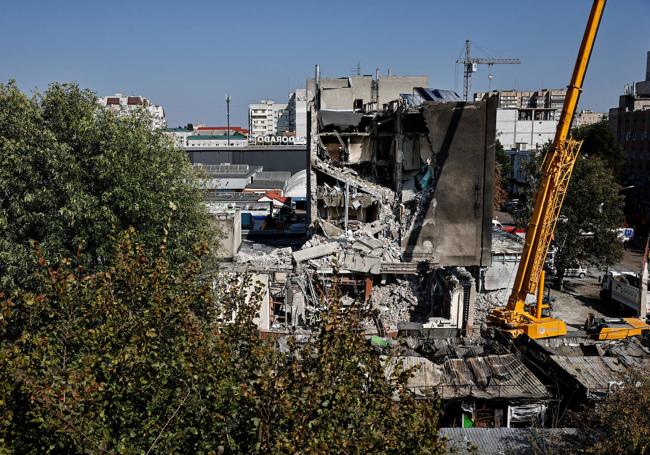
[550,355,648,400]
[389,354,550,400]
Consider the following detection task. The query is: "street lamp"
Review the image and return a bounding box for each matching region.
[225,94,231,146]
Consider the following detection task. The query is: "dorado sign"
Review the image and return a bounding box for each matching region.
[254,135,306,145]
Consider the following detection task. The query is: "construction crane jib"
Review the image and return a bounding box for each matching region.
[456,40,520,101]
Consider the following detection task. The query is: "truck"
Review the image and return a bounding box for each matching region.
[600,271,649,316]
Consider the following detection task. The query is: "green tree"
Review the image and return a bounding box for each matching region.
[495,139,512,178]
[494,139,511,209]
[552,156,624,283]
[1,232,445,453]
[0,81,215,291]
[0,230,267,453]
[575,372,650,454]
[573,120,624,182]
[513,150,624,284]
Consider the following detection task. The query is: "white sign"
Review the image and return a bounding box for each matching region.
[254,135,306,144]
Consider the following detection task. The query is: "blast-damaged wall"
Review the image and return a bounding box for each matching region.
[402,98,496,266]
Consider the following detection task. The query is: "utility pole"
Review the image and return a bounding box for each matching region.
[225,94,231,146]
[456,40,520,101]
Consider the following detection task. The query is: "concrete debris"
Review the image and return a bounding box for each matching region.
[317,218,343,238]
[474,289,508,328]
[368,278,420,331]
[234,246,293,267]
[293,242,342,264]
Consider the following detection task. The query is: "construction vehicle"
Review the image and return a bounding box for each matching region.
[488,0,648,340]
[585,315,649,340]
[600,238,650,316]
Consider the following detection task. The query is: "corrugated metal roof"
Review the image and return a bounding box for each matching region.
[389,354,550,400]
[440,428,579,455]
[550,355,646,397]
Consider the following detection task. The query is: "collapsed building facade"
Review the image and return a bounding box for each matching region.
[224,71,497,336]
[304,70,497,335]
[215,70,650,432]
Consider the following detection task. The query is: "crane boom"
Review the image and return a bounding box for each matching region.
[489,0,607,339]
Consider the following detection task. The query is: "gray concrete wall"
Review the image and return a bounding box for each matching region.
[215,212,242,260]
[402,97,496,267]
[378,76,428,105]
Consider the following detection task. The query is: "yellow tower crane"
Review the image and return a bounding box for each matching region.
[488,0,607,339]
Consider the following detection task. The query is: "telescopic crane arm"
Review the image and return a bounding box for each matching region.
[489,0,607,339]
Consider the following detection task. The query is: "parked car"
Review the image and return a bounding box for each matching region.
[492,219,503,230]
[564,265,588,279]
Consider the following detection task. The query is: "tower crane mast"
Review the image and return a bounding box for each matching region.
[456,40,520,101]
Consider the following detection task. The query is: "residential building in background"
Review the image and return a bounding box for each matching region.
[98,93,166,129]
[288,89,308,141]
[248,99,290,138]
[248,89,308,143]
[475,89,567,193]
[474,88,566,118]
[573,109,607,128]
[609,51,650,219]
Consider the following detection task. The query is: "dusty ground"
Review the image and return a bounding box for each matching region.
[546,242,646,332]
[550,276,609,331]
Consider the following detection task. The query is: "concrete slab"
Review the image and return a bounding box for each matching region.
[293,242,341,263]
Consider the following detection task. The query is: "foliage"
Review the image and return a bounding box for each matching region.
[513,149,624,282]
[493,140,510,209]
[572,120,624,182]
[252,282,446,454]
[575,372,650,454]
[0,232,445,453]
[552,156,624,280]
[0,81,215,292]
[0,229,264,453]
[495,139,512,178]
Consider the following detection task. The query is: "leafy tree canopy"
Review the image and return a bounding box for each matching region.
[0,231,445,453]
[573,120,624,182]
[0,81,215,291]
[513,150,624,281]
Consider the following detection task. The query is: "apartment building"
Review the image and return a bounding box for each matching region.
[248,99,290,139]
[475,89,566,193]
[609,51,650,218]
[98,93,166,129]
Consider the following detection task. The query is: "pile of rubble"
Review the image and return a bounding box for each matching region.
[234,246,293,268]
[474,289,508,328]
[369,278,420,331]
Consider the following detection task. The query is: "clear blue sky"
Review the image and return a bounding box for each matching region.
[1,0,649,127]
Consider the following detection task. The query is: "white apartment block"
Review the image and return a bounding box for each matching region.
[288,89,308,143]
[248,89,308,142]
[496,108,558,151]
[249,100,289,139]
[98,93,166,129]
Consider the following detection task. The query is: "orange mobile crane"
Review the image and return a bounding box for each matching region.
[488,0,649,339]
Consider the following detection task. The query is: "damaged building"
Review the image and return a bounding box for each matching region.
[301,68,496,335]
[221,69,497,337]
[212,68,650,436]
